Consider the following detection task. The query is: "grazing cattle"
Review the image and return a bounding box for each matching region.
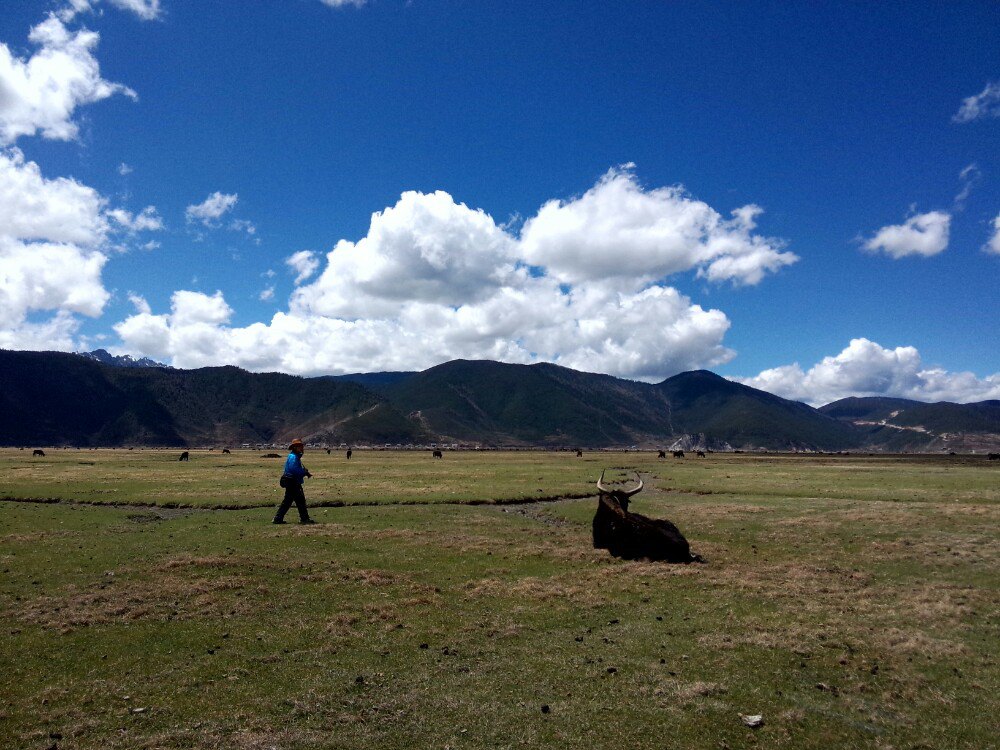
[432,450,443,459]
[988,453,1000,461]
[346,449,353,460]
[32,449,45,457]
[592,470,702,563]
[326,448,331,455]
[657,450,666,459]
[179,451,189,461]
[576,450,583,457]
[696,450,706,458]
[262,453,281,458]
[672,450,685,458]
[222,448,231,454]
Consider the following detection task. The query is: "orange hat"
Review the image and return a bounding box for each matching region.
[289,439,305,449]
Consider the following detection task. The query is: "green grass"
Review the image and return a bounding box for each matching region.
[1,452,998,748]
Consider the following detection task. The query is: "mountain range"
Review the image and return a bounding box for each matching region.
[1,349,997,451]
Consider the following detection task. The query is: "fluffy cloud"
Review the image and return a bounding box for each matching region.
[319,0,367,7]
[286,250,320,285]
[519,166,797,286]
[113,171,789,378]
[864,210,950,259]
[0,148,112,348]
[952,81,1000,124]
[185,192,238,226]
[0,14,136,145]
[0,148,108,245]
[736,338,1000,406]
[986,213,1000,256]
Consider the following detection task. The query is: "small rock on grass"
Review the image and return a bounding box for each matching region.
[740,714,764,729]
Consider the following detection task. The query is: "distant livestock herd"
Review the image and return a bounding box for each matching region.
[18,447,1000,462]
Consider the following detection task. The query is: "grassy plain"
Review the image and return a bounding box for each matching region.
[1,450,998,749]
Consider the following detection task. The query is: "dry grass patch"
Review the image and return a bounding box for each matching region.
[10,574,268,632]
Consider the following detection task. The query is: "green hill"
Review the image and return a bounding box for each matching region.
[820,396,1000,451]
[6,350,993,451]
[657,370,860,449]
[0,350,425,447]
[380,359,674,446]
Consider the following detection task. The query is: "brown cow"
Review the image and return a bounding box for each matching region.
[592,471,702,563]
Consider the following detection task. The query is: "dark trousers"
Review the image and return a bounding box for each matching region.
[274,482,310,522]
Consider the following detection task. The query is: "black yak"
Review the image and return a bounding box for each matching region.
[592,470,702,563]
[179,451,190,461]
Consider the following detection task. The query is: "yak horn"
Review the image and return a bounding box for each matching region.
[596,469,610,494]
[596,470,643,496]
[624,472,644,497]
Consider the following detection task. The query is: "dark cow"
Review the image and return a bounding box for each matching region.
[432,450,443,459]
[592,470,702,563]
[696,450,706,458]
[346,449,353,460]
[179,451,190,461]
[32,449,45,457]
[576,450,583,457]
[672,450,685,458]
[222,448,231,454]
[262,453,281,458]
[657,450,666,459]
[326,448,331,455]
[988,453,1000,461]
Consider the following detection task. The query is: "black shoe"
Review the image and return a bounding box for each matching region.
[272,519,287,524]
[300,518,317,525]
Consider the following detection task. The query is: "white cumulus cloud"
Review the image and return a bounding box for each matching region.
[519,166,797,286]
[113,170,785,379]
[185,191,238,226]
[0,148,145,350]
[952,81,1000,124]
[864,210,950,259]
[735,338,1000,406]
[0,14,136,145]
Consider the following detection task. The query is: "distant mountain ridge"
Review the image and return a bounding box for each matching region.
[76,349,169,369]
[1,349,997,450]
[820,396,1000,452]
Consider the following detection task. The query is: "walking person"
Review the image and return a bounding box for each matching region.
[273,439,316,524]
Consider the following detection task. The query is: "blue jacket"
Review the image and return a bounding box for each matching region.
[283,452,309,485]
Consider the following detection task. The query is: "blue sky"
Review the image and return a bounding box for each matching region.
[1,0,998,404]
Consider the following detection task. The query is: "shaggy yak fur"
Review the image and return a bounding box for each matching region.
[592,471,703,563]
